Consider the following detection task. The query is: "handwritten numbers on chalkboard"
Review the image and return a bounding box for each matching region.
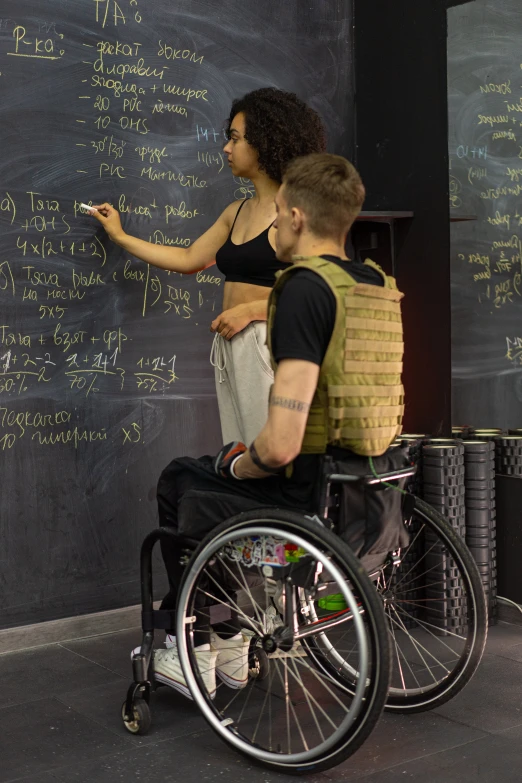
[130,0,142,24]
[93,0,142,28]
[122,421,141,444]
[135,354,177,393]
[449,175,462,209]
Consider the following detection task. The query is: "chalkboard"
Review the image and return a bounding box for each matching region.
[448,0,522,427]
[0,0,353,630]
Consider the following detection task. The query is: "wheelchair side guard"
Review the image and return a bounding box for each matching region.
[223,534,308,568]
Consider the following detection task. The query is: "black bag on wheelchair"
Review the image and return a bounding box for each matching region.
[330,445,411,573]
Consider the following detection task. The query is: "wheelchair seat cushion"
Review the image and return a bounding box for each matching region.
[177,488,265,540]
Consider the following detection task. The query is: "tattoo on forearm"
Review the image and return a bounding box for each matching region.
[270,395,311,413]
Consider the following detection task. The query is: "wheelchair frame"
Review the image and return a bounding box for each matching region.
[122,461,487,772]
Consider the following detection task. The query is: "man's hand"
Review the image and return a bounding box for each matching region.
[214,441,247,478]
[210,303,252,340]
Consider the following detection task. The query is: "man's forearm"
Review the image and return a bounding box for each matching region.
[233,432,286,480]
[231,366,317,481]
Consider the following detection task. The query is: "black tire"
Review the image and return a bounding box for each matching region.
[176,508,391,775]
[300,496,488,714]
[121,698,152,735]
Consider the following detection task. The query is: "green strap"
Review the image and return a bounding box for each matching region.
[368,456,408,496]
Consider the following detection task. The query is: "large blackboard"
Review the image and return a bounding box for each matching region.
[448,0,522,427]
[0,0,353,630]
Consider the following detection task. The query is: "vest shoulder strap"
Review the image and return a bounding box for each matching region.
[276,256,358,292]
[362,258,400,291]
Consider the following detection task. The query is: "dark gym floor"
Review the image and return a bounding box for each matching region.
[1,621,521,783]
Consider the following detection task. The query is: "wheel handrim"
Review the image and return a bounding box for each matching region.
[176,523,377,767]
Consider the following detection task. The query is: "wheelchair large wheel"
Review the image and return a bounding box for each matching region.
[300,496,487,713]
[176,509,391,775]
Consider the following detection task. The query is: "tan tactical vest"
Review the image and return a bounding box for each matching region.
[267,256,405,457]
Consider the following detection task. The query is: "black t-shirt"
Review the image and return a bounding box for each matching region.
[271,255,384,366]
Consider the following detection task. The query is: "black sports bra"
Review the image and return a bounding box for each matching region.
[215,200,287,287]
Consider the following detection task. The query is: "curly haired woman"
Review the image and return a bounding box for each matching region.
[90,88,326,444]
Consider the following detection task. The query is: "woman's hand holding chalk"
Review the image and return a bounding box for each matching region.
[80,203,98,213]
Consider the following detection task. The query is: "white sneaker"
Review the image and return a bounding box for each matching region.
[131,641,217,700]
[265,605,284,635]
[211,631,250,689]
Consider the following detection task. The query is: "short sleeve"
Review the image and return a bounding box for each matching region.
[271,271,336,366]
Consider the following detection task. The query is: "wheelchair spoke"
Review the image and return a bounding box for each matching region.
[388,605,442,684]
[321,631,359,668]
[393,604,467,651]
[195,583,263,634]
[250,674,272,745]
[394,598,448,614]
[388,522,426,584]
[284,660,292,753]
[271,653,339,750]
[393,538,441,590]
[215,553,266,631]
[286,662,309,752]
[387,608,421,691]
[291,661,346,730]
[236,677,257,729]
[200,561,265,631]
[290,658,327,743]
[293,653,354,711]
[395,580,451,595]
[387,609,452,680]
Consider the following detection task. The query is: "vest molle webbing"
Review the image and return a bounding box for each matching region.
[267,256,405,457]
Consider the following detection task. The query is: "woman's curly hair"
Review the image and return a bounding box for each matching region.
[226,87,326,184]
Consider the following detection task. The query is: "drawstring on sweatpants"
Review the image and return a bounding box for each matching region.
[210,332,226,383]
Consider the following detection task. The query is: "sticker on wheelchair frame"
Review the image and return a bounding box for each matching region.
[224,536,307,568]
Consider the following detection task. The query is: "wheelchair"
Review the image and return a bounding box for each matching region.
[122,458,488,775]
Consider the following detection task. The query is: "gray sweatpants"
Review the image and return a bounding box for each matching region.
[211,321,274,445]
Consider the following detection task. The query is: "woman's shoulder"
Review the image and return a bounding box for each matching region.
[224,198,248,217]
[215,198,246,232]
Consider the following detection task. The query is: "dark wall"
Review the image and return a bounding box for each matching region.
[448,0,522,429]
[353,0,453,435]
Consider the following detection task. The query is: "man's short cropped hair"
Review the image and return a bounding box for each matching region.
[282,153,365,238]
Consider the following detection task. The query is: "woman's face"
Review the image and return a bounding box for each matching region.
[223,113,259,179]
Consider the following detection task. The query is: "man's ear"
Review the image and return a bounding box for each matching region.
[291,206,305,233]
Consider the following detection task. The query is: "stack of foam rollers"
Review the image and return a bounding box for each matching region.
[461,437,497,624]
[421,439,467,635]
[496,431,522,476]
[396,430,499,633]
[451,427,502,623]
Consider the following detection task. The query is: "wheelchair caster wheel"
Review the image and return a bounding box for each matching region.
[248,646,269,681]
[122,698,151,735]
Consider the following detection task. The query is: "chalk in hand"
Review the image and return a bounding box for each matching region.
[80,203,98,212]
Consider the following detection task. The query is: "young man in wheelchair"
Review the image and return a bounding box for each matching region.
[151,153,407,699]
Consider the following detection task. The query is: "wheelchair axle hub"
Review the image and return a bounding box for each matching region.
[261,626,294,653]
[381,589,396,607]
